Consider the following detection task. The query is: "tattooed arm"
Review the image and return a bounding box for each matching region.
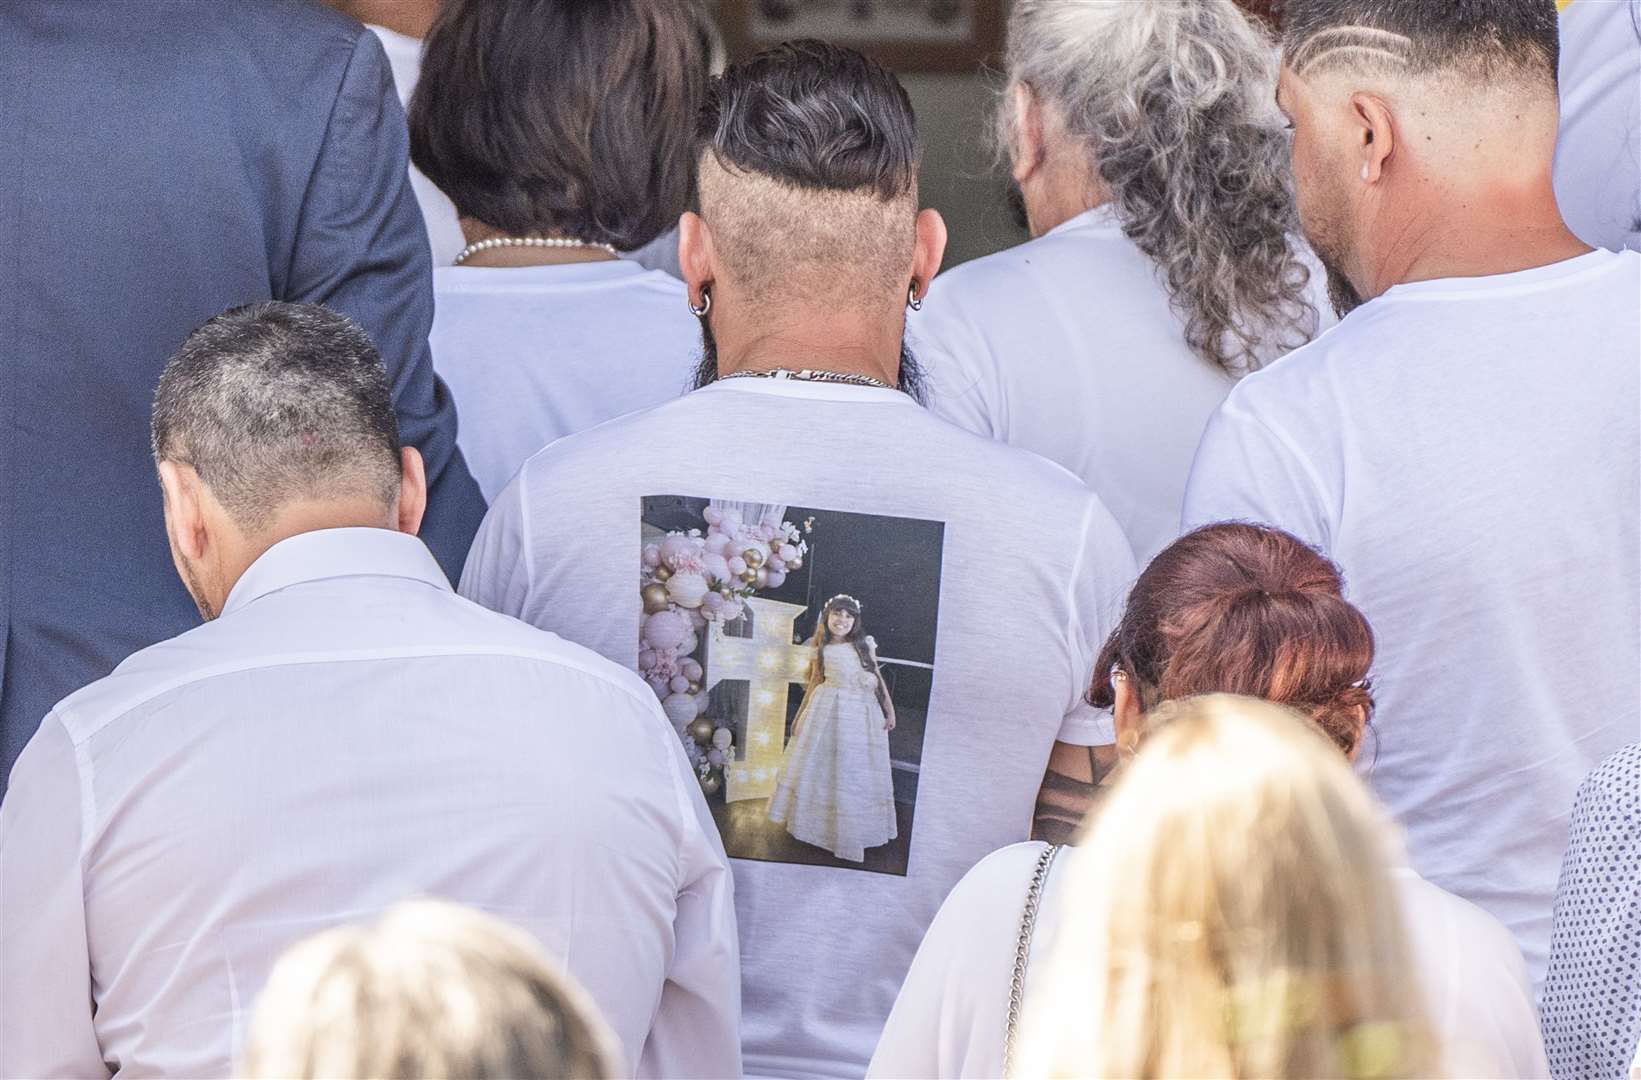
[1032,740,1120,845]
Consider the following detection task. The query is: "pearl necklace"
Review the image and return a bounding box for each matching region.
[721,367,893,389]
[454,235,618,265]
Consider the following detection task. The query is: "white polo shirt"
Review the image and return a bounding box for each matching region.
[0,527,740,1079]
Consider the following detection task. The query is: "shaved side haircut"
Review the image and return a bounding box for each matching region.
[1280,0,1559,84]
[694,40,921,306]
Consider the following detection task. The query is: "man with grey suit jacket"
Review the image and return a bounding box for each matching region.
[0,0,486,796]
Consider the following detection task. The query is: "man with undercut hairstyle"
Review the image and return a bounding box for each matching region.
[0,303,740,1079]
[461,41,1136,1075]
[1184,0,1639,988]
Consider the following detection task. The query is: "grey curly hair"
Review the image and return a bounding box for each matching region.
[1003,0,1318,375]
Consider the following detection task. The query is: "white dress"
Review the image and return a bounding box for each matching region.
[766,643,897,862]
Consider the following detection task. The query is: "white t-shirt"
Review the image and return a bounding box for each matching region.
[869,841,1549,1080]
[429,261,699,501]
[367,24,465,267]
[1554,0,1641,252]
[460,378,1137,1077]
[910,205,1326,563]
[1182,248,1641,987]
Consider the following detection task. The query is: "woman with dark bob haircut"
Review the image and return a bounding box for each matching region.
[870,523,1548,1079]
[408,0,717,500]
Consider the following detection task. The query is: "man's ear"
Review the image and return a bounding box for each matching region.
[910,208,948,304]
[1009,81,1046,185]
[678,210,716,311]
[157,459,208,561]
[395,446,427,536]
[1350,92,1396,184]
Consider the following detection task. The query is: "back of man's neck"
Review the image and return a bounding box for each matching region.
[1370,180,1591,293]
[716,316,903,386]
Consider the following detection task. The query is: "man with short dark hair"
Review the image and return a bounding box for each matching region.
[1184,0,1639,986]
[0,304,739,1078]
[461,42,1136,1075]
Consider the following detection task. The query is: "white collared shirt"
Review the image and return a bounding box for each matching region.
[0,527,740,1079]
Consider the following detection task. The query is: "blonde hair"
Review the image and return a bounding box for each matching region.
[1018,695,1436,1079]
[241,900,621,1080]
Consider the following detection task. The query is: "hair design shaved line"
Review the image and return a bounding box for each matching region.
[1288,26,1412,76]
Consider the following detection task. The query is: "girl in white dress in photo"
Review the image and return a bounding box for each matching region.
[767,595,898,862]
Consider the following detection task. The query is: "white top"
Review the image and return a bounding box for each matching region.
[1554,0,1641,252]
[910,206,1325,563]
[460,378,1137,1076]
[368,24,465,267]
[430,261,699,501]
[0,528,740,1080]
[871,841,1548,1079]
[1182,249,1641,988]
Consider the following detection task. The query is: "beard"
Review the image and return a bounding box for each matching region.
[181,557,218,621]
[1004,178,1030,234]
[689,307,929,405]
[1298,176,1368,319]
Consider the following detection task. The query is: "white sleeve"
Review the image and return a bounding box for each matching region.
[458,466,534,617]
[1058,494,1138,746]
[0,718,108,1078]
[1181,396,1334,552]
[1438,921,1550,1079]
[637,737,742,1079]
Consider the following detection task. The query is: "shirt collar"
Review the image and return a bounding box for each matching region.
[221,527,451,617]
[1044,203,1122,239]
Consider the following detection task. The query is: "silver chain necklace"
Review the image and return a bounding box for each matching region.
[720,367,892,390]
[454,235,619,265]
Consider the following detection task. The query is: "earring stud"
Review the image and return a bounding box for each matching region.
[688,290,711,317]
[907,284,923,312]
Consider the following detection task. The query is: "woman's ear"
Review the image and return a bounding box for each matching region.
[1113,677,1145,756]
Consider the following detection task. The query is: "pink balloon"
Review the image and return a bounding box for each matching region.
[639,648,657,669]
[778,543,798,562]
[669,675,691,693]
[681,658,704,681]
[703,506,723,526]
[642,610,689,651]
[659,533,694,566]
[661,693,697,730]
[765,568,787,588]
[642,544,661,568]
[727,556,747,576]
[701,592,725,615]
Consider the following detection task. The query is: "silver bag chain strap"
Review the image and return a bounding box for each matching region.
[1003,843,1062,1078]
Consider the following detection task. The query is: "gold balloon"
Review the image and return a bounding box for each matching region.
[688,718,715,744]
[739,568,759,584]
[743,547,765,569]
[641,583,670,614]
[654,565,672,582]
[686,681,702,695]
[786,557,802,571]
[755,566,769,588]
[699,773,722,796]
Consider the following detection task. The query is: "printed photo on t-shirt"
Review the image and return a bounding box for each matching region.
[639,495,943,876]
